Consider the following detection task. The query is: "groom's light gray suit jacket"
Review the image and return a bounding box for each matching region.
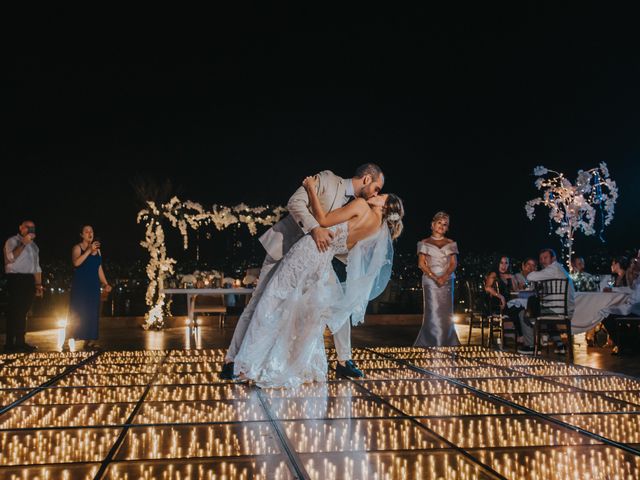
[259,170,350,263]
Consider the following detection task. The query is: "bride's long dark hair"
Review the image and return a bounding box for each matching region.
[382,194,404,240]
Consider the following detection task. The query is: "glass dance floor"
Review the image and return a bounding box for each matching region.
[1,345,640,479]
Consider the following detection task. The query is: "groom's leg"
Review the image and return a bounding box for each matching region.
[333,320,352,362]
[224,253,278,363]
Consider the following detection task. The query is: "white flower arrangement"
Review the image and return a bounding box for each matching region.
[137,197,285,329]
[525,162,618,267]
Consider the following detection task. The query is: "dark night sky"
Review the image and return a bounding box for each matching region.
[4,4,640,265]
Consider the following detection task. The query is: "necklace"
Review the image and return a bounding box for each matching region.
[430,235,445,241]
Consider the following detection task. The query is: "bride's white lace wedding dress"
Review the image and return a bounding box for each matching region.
[233,222,392,388]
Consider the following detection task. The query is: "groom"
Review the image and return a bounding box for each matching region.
[220,163,385,379]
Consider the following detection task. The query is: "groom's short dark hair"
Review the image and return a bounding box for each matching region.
[355,163,383,180]
[540,248,557,259]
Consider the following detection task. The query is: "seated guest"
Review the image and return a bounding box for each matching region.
[517,248,576,355]
[514,257,537,290]
[611,256,630,288]
[484,256,517,310]
[570,256,598,292]
[603,250,640,354]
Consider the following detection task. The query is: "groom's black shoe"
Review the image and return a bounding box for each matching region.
[219,362,235,380]
[336,360,364,378]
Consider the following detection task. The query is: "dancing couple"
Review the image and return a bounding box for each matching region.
[219,164,404,388]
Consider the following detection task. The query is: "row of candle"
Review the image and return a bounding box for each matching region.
[0,404,135,429]
[428,367,523,379]
[481,356,555,367]
[336,369,429,382]
[135,400,266,424]
[0,391,22,408]
[500,392,634,414]
[153,373,234,386]
[25,386,146,405]
[159,363,223,374]
[477,446,640,480]
[304,453,485,480]
[422,416,596,448]
[411,358,482,368]
[1,357,87,368]
[388,394,515,418]
[362,379,465,396]
[555,413,640,443]
[104,460,293,480]
[261,382,363,399]
[56,374,153,387]
[0,375,53,389]
[94,357,163,365]
[548,375,640,391]
[148,385,252,402]
[118,425,281,460]
[282,419,443,453]
[166,349,226,358]
[0,366,68,378]
[512,365,605,377]
[0,428,120,465]
[268,397,395,420]
[0,351,89,361]
[75,363,159,375]
[461,377,571,394]
[605,390,640,406]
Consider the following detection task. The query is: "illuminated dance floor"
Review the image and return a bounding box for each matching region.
[2,345,640,479]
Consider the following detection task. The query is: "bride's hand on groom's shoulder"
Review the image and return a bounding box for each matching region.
[303,176,317,191]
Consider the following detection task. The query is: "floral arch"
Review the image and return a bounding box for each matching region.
[137,196,285,329]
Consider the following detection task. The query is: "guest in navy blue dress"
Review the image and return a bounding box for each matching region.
[66,225,111,350]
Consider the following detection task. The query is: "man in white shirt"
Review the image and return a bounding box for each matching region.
[517,248,575,355]
[3,220,43,352]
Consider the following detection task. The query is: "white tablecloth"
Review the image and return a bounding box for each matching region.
[571,292,629,333]
[508,291,629,334]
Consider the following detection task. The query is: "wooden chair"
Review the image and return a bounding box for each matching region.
[485,295,512,351]
[465,279,488,346]
[532,278,573,360]
[486,281,518,351]
[190,293,227,327]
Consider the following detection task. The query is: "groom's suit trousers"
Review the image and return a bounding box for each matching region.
[225,252,352,363]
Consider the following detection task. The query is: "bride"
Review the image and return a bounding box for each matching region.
[233,176,404,388]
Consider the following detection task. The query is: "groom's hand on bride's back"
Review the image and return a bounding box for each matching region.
[311,227,334,252]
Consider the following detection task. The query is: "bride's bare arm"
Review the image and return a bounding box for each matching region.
[303,176,367,227]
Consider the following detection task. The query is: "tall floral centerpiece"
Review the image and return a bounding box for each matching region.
[525,163,618,269]
[137,197,286,329]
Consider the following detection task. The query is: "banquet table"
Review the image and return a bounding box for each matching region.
[161,288,255,322]
[507,290,629,334]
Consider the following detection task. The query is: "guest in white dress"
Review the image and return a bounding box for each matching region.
[414,211,460,347]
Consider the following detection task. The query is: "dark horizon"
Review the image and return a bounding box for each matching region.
[5,5,639,266]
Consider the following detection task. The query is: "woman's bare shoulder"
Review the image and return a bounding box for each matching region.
[350,197,370,212]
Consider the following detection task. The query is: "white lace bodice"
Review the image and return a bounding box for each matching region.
[234,223,349,388]
[233,220,392,389]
